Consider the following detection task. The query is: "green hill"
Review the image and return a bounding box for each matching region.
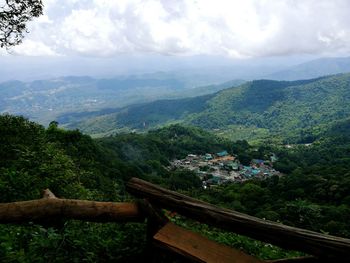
[188,74,350,141]
[62,93,217,136]
[66,73,350,142]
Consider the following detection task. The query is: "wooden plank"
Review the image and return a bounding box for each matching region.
[127,177,350,260]
[0,191,144,223]
[153,222,264,263]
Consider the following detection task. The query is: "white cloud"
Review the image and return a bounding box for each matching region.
[11,40,59,56]
[5,0,350,57]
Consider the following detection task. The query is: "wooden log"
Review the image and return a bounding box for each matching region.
[153,222,264,263]
[0,193,144,224]
[127,177,350,260]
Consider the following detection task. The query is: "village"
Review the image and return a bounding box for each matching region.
[169,150,282,188]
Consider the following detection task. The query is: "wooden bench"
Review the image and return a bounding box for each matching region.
[154,222,264,263]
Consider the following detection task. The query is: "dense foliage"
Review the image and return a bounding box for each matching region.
[0,115,147,262]
[188,74,350,143]
[0,116,237,261]
[188,121,350,238]
[1,114,350,261]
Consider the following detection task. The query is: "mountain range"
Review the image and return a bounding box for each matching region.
[3,55,350,141]
[0,74,243,125]
[62,73,350,142]
[266,56,350,80]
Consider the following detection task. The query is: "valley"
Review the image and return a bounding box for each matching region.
[4,56,350,143]
[0,74,244,125]
[2,70,350,261]
[60,73,350,144]
[2,1,350,262]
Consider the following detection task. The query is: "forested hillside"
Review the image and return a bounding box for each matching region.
[0,115,145,262]
[66,73,350,143]
[0,115,237,262]
[1,114,350,261]
[0,115,234,201]
[62,94,216,136]
[188,74,350,142]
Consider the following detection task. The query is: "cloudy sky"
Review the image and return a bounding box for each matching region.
[1,0,350,80]
[4,0,349,58]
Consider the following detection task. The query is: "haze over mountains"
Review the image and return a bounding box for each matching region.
[266,56,350,80]
[1,56,350,126]
[0,73,244,124]
[0,55,308,82]
[61,72,350,142]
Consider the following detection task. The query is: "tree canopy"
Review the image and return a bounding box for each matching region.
[0,0,43,48]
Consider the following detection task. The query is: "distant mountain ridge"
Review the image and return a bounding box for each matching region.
[0,75,243,125]
[64,73,350,141]
[266,56,350,80]
[3,55,350,136]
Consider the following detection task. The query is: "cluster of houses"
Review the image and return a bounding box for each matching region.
[169,151,282,188]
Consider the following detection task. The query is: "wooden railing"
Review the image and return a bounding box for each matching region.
[1,178,350,262]
[127,178,350,262]
[0,189,143,223]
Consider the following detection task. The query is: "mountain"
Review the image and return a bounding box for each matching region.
[65,73,350,142]
[59,93,216,136]
[0,75,243,125]
[5,56,350,128]
[266,57,350,80]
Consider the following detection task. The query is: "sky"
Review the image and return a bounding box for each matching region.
[1,0,350,80]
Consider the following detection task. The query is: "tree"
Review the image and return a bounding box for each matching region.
[0,0,43,48]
